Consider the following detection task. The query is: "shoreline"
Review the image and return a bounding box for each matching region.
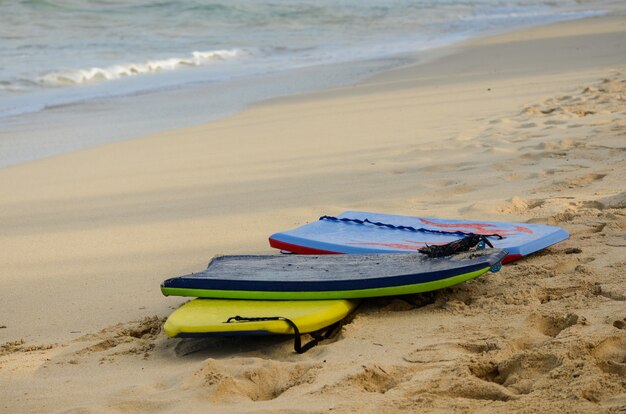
[1,7,625,413]
[0,3,610,170]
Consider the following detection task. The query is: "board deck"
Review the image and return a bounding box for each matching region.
[161,249,507,300]
[164,298,358,337]
[268,211,569,263]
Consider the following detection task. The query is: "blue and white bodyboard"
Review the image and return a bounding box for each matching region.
[269,211,568,263]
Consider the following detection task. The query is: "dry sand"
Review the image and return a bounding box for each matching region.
[1,10,625,414]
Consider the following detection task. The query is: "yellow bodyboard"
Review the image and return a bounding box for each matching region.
[164,298,358,337]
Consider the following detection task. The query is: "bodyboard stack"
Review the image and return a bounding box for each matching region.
[161,211,567,352]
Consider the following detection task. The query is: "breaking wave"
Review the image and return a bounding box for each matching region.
[38,49,244,86]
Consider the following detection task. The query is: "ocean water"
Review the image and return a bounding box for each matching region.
[0,0,604,167]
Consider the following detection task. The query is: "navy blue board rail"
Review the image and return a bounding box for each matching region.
[161,249,507,300]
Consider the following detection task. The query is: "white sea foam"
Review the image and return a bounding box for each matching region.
[38,49,243,86]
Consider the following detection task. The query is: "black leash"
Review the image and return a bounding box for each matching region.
[225,315,338,354]
[319,215,504,239]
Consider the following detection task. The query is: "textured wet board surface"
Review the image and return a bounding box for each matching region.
[162,250,506,292]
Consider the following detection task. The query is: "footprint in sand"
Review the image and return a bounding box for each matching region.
[534,283,593,304]
[592,336,626,377]
[309,363,412,398]
[74,316,164,361]
[345,364,409,394]
[402,340,503,365]
[564,173,606,188]
[524,312,579,338]
[523,76,626,122]
[110,358,323,408]
[186,358,321,402]
[497,196,545,214]
[599,191,626,209]
[418,363,518,402]
[592,284,626,302]
[469,351,562,395]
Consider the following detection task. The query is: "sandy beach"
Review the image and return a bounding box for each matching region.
[1,8,625,414]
